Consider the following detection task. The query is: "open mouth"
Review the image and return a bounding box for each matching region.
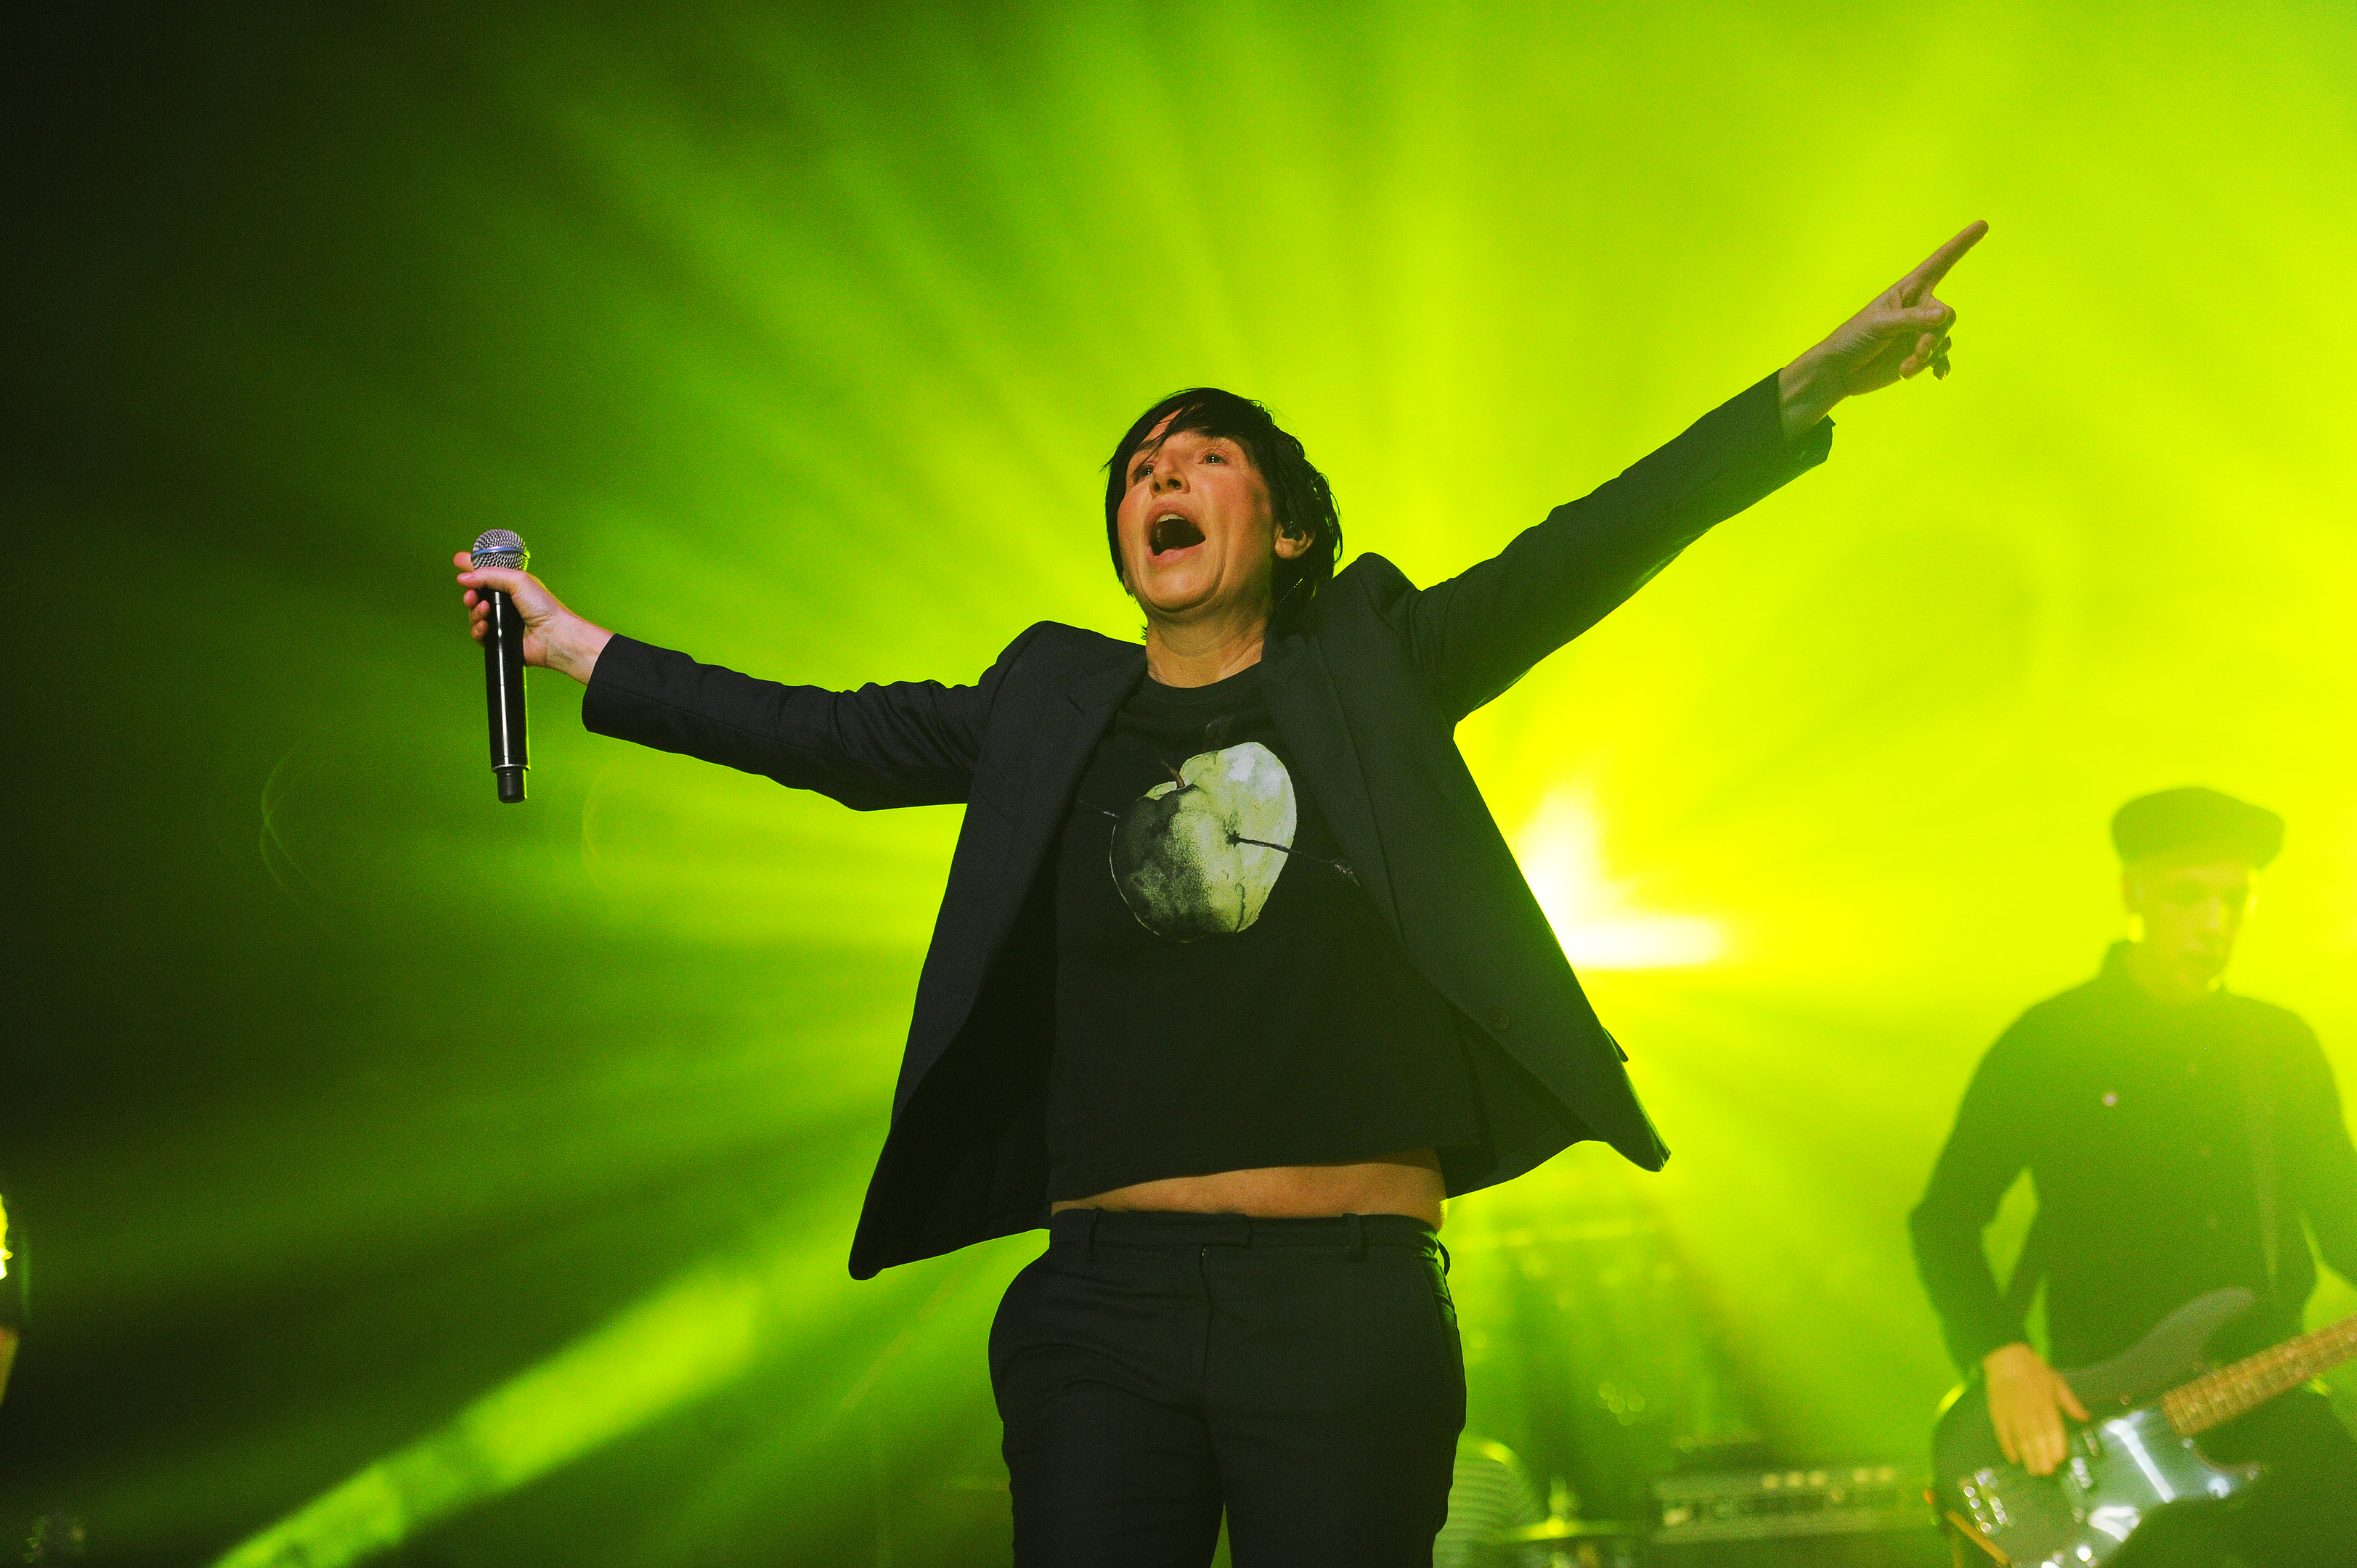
[1149,513,1205,555]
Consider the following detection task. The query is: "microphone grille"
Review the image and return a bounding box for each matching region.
[471,528,529,571]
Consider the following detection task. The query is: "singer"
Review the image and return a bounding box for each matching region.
[455,224,1982,1567]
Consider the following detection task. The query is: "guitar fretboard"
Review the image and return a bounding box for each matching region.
[2162,1313,2357,1437]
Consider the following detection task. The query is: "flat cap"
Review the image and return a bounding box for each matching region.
[2112,786,2284,868]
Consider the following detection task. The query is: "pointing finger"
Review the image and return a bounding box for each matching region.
[1898,220,1988,299]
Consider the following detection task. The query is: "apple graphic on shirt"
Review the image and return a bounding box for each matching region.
[1110,742,1298,940]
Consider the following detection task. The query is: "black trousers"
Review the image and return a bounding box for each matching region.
[2112,1387,2357,1567]
[989,1209,1466,1567]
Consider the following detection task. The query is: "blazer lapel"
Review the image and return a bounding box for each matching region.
[1260,634,1399,930]
[996,647,1144,920]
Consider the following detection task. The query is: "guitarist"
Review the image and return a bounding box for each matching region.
[1910,787,2357,1566]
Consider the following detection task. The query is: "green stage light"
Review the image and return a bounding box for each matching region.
[211,1214,945,1568]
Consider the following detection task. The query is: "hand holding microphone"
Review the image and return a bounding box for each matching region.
[455,535,614,801]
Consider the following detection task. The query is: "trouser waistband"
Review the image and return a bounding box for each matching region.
[1048,1208,1443,1265]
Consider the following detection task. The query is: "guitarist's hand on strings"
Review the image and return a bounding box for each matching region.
[1983,1342,2091,1476]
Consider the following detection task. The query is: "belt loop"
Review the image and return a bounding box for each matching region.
[1436,1239,1452,1276]
[1084,1209,1102,1261]
[1347,1213,1367,1262]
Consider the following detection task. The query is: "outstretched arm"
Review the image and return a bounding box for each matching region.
[1401,223,1988,719]
[450,552,1014,809]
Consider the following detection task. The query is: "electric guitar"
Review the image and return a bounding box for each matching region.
[1931,1289,2357,1566]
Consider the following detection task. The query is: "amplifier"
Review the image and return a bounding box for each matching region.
[1652,1462,1931,1544]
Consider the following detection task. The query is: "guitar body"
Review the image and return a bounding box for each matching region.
[1932,1289,2266,1566]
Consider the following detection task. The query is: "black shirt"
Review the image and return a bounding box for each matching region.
[1046,666,1481,1201]
[1910,943,2357,1372]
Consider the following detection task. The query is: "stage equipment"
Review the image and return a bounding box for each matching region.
[470,528,530,802]
[1650,1460,1929,1558]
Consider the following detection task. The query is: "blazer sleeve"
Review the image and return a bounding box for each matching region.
[579,626,1043,809]
[1910,1023,2040,1371]
[1400,372,1833,722]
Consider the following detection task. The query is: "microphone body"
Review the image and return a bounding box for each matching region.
[471,530,531,803]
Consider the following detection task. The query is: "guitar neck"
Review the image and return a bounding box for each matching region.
[2162,1313,2357,1437]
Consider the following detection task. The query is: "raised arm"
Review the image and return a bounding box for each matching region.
[1400,222,1986,721]
[1401,373,1827,719]
[453,553,1015,809]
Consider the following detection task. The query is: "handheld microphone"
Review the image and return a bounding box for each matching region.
[471,529,530,803]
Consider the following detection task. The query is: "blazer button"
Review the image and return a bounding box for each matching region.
[1486,1006,1511,1032]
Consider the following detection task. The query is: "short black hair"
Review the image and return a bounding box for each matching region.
[1102,388,1341,624]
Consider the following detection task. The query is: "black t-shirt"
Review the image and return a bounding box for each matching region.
[1046,664,1481,1201]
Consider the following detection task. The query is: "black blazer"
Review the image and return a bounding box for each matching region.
[585,372,1831,1277]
